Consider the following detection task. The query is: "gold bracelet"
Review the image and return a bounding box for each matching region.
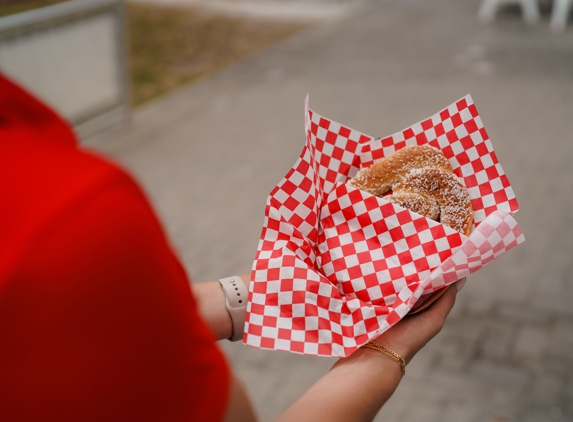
[362,341,406,377]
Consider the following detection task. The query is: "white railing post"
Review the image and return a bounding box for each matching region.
[0,0,131,139]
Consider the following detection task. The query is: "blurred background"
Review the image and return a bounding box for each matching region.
[1,0,572,420]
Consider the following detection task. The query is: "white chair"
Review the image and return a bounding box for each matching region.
[478,0,541,24]
[550,0,573,31]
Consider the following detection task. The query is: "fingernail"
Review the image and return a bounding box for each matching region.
[456,278,466,292]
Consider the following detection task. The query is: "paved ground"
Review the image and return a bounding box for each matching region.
[130,0,359,22]
[90,0,573,420]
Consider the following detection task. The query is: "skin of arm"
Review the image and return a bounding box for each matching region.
[192,275,257,422]
[276,283,460,422]
[192,275,462,422]
[192,274,251,341]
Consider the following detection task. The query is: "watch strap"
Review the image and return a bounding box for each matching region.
[218,276,248,342]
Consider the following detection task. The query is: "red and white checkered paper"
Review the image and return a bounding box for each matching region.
[244,95,524,357]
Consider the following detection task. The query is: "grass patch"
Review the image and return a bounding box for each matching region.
[127,3,306,105]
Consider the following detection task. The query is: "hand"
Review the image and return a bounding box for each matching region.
[277,280,465,422]
[373,278,465,363]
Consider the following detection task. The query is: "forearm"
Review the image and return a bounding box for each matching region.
[277,347,402,422]
[277,283,460,421]
[192,274,250,341]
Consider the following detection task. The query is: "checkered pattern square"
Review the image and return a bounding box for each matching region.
[412,210,524,308]
[244,95,524,358]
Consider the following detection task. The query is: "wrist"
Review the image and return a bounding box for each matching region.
[371,338,415,364]
[351,347,404,379]
[331,347,403,398]
[362,341,406,377]
[218,275,249,342]
[193,280,233,341]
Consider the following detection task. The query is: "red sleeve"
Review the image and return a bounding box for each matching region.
[0,174,230,421]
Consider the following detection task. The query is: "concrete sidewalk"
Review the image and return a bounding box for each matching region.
[129,0,358,22]
[92,0,573,420]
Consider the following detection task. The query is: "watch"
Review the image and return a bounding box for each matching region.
[217,276,248,342]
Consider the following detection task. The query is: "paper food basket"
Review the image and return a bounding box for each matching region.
[244,95,524,358]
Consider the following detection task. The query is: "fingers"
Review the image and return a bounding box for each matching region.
[424,281,459,323]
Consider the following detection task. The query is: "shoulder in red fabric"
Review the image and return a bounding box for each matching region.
[0,73,76,146]
[0,73,230,422]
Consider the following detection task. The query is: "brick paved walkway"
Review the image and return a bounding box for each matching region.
[92,0,573,420]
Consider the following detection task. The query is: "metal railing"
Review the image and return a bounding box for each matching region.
[0,0,130,139]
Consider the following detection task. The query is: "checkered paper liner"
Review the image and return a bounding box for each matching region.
[244,95,524,357]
